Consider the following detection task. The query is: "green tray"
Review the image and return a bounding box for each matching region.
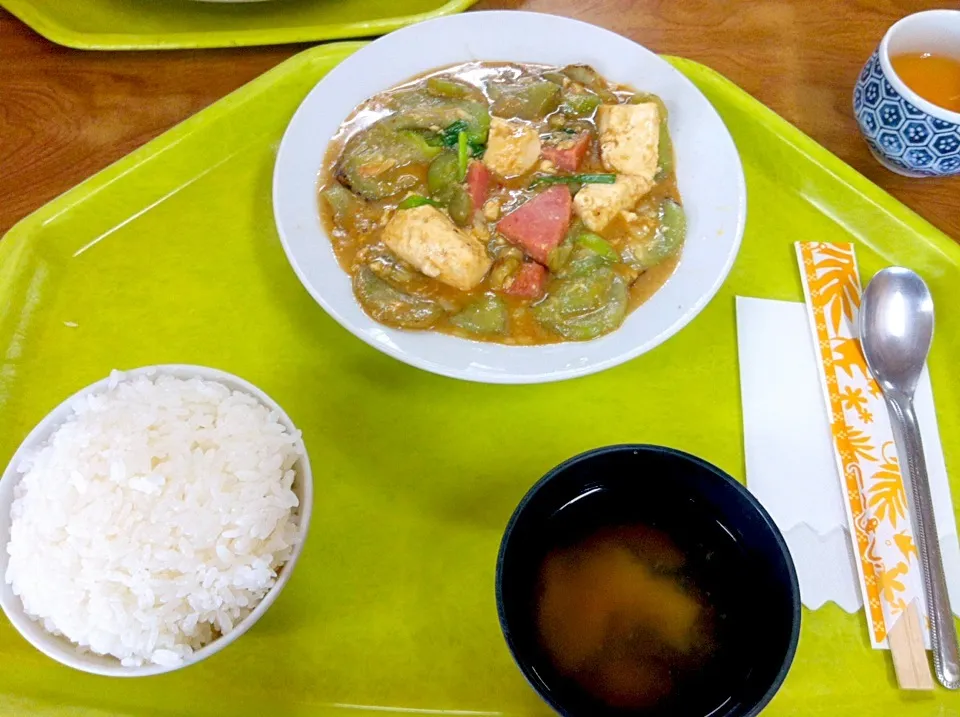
[1,42,959,716]
[0,0,476,50]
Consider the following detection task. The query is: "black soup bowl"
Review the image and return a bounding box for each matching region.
[495,445,801,717]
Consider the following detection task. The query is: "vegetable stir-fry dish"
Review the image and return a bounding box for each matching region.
[319,62,685,344]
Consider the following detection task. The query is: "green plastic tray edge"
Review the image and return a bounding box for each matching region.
[3,45,956,269]
[0,0,477,50]
[0,42,362,263]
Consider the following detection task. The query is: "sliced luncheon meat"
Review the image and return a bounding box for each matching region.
[466,161,492,212]
[541,132,592,172]
[504,262,547,299]
[497,186,572,264]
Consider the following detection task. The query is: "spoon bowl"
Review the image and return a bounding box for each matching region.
[860,267,934,396]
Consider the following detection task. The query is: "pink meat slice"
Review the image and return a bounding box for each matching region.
[466,161,492,211]
[541,132,592,172]
[503,262,547,299]
[497,186,572,264]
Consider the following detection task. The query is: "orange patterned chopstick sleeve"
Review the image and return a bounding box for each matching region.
[796,242,925,649]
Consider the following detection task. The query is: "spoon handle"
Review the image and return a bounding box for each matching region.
[886,390,960,690]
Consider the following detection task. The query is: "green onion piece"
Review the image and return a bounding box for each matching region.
[397,195,442,210]
[457,131,469,181]
[529,173,617,189]
[575,231,620,261]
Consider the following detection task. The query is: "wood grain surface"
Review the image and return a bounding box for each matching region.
[0,0,956,240]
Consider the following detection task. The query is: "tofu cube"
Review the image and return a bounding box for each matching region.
[382,205,491,291]
[483,117,542,179]
[573,175,653,232]
[596,103,660,182]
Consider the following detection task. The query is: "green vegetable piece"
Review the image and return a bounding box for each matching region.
[656,119,674,179]
[529,173,616,189]
[427,77,475,99]
[491,80,562,121]
[441,119,485,157]
[368,253,419,285]
[552,268,614,313]
[554,278,628,340]
[463,105,491,147]
[427,149,474,224]
[397,130,445,161]
[321,182,379,234]
[446,186,473,227]
[336,122,442,200]
[321,183,355,223]
[629,92,668,118]
[575,232,620,262]
[397,195,442,210]
[412,129,446,148]
[457,131,469,181]
[389,91,491,146]
[559,246,610,278]
[561,93,602,117]
[546,223,578,274]
[622,198,686,270]
[561,64,603,88]
[353,266,444,330]
[451,294,508,336]
[488,236,524,262]
[441,120,469,147]
[561,219,624,277]
[542,70,568,85]
[534,268,628,340]
[561,65,618,103]
[489,257,522,290]
[427,151,460,199]
[659,198,686,249]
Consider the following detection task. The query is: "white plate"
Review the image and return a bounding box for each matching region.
[273,11,746,384]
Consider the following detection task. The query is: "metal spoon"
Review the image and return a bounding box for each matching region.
[860,266,960,690]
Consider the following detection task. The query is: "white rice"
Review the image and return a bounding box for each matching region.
[4,371,303,668]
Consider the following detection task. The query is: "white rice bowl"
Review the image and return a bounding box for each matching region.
[0,366,312,675]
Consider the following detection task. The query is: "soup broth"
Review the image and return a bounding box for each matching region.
[531,487,750,715]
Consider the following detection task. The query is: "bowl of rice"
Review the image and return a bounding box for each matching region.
[0,365,312,676]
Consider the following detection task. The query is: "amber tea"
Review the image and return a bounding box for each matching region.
[891,52,960,113]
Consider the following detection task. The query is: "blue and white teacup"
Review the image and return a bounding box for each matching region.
[854,9,960,177]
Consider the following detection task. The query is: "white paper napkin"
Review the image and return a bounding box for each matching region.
[737,296,960,617]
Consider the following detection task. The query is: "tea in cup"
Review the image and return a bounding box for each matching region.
[854,9,960,177]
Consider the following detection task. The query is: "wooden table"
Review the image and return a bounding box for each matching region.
[0,0,957,240]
